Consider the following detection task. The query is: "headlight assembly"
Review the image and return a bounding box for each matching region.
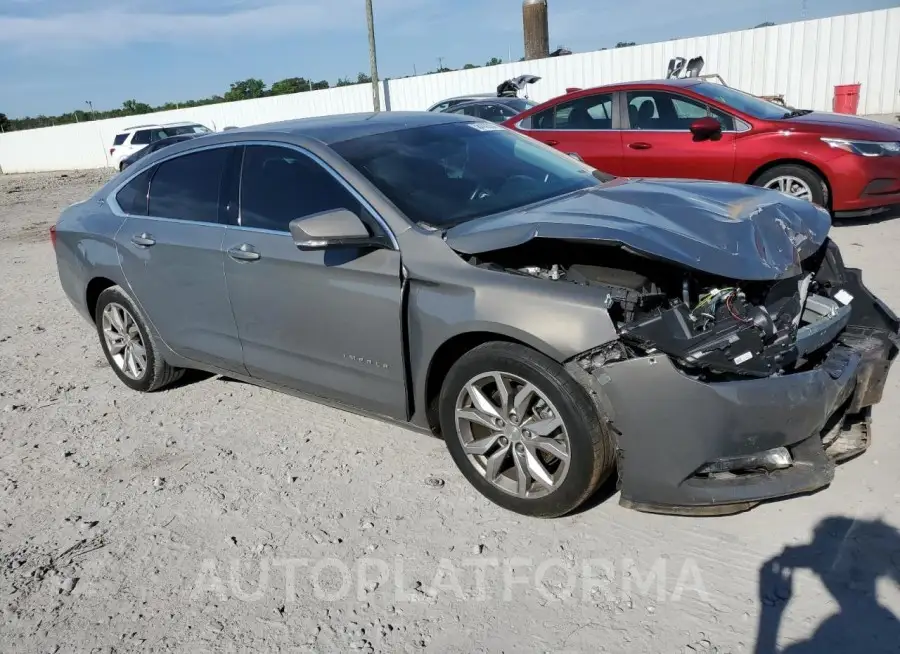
[821,137,900,157]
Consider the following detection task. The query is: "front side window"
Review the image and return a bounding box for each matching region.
[627,91,735,130]
[147,148,230,222]
[239,145,363,233]
[332,121,602,229]
[531,93,614,130]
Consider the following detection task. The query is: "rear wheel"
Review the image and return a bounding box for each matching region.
[95,286,184,392]
[754,164,828,207]
[439,342,615,518]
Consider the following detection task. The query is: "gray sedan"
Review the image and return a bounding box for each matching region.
[53,112,899,517]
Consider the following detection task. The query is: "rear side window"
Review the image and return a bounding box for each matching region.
[113,134,128,146]
[532,93,614,130]
[148,148,230,223]
[239,145,362,232]
[131,130,152,145]
[115,168,153,215]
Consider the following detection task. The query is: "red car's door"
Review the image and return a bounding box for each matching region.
[621,90,737,181]
[518,91,624,176]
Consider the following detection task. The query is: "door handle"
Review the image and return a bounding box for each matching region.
[628,142,652,150]
[228,244,261,262]
[543,139,560,146]
[131,233,155,247]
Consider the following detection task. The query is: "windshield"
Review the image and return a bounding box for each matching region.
[691,83,791,120]
[506,98,536,112]
[163,124,210,136]
[332,121,602,228]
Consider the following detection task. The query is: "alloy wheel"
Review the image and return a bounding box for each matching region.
[101,302,147,380]
[763,175,814,201]
[454,371,571,499]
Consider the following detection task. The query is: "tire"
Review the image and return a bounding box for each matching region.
[753,164,829,208]
[439,342,615,518]
[94,285,184,392]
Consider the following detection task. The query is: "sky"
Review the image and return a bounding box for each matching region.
[1,0,896,118]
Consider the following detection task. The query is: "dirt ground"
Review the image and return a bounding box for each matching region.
[1,170,899,654]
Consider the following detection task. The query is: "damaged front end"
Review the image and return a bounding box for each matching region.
[461,237,899,515]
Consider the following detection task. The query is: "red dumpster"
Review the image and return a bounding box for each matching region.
[833,83,861,115]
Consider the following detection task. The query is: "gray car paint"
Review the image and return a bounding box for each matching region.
[53,111,897,513]
[445,176,832,281]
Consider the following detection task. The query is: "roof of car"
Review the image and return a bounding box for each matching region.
[234,111,477,144]
[118,121,205,133]
[579,78,705,93]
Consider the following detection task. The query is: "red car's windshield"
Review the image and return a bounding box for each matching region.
[691,83,791,120]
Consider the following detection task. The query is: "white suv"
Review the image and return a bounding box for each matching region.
[109,122,212,170]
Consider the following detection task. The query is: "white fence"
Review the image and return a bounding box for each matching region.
[2,7,898,174]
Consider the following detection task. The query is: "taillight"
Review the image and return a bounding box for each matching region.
[109,148,115,156]
[49,225,57,249]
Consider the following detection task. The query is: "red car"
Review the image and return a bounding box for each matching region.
[504,78,900,217]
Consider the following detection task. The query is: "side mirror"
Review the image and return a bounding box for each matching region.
[288,209,374,249]
[690,116,722,141]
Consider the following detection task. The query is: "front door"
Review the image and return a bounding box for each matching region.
[222,144,408,420]
[114,146,245,373]
[621,90,737,181]
[520,91,624,176]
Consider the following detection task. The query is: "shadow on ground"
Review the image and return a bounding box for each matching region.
[754,516,900,653]
[832,206,900,227]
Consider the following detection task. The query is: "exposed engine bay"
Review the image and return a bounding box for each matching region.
[467,240,868,380]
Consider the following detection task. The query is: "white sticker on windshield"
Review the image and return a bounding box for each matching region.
[834,289,854,305]
[733,351,753,365]
[468,122,505,132]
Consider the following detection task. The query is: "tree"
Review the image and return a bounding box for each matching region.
[311,80,330,91]
[356,72,373,84]
[754,21,776,28]
[463,63,479,69]
[485,57,503,66]
[270,77,311,95]
[335,77,354,87]
[615,41,636,48]
[224,78,267,102]
[0,112,10,132]
[121,99,152,114]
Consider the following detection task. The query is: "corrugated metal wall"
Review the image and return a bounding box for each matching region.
[2,8,898,174]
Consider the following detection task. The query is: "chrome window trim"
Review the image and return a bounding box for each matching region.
[106,140,400,251]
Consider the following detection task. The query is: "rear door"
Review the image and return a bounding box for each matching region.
[518,91,624,176]
[222,144,408,419]
[114,146,246,373]
[621,90,737,181]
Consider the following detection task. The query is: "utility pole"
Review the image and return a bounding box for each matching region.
[365,0,381,112]
[437,56,444,71]
[85,101,94,120]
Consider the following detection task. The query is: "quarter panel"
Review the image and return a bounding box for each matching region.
[55,201,128,322]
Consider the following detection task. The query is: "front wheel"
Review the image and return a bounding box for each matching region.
[754,164,828,207]
[439,342,615,518]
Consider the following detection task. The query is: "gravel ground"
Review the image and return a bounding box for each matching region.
[1,170,899,654]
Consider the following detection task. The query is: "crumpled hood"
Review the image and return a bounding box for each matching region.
[445,178,832,281]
